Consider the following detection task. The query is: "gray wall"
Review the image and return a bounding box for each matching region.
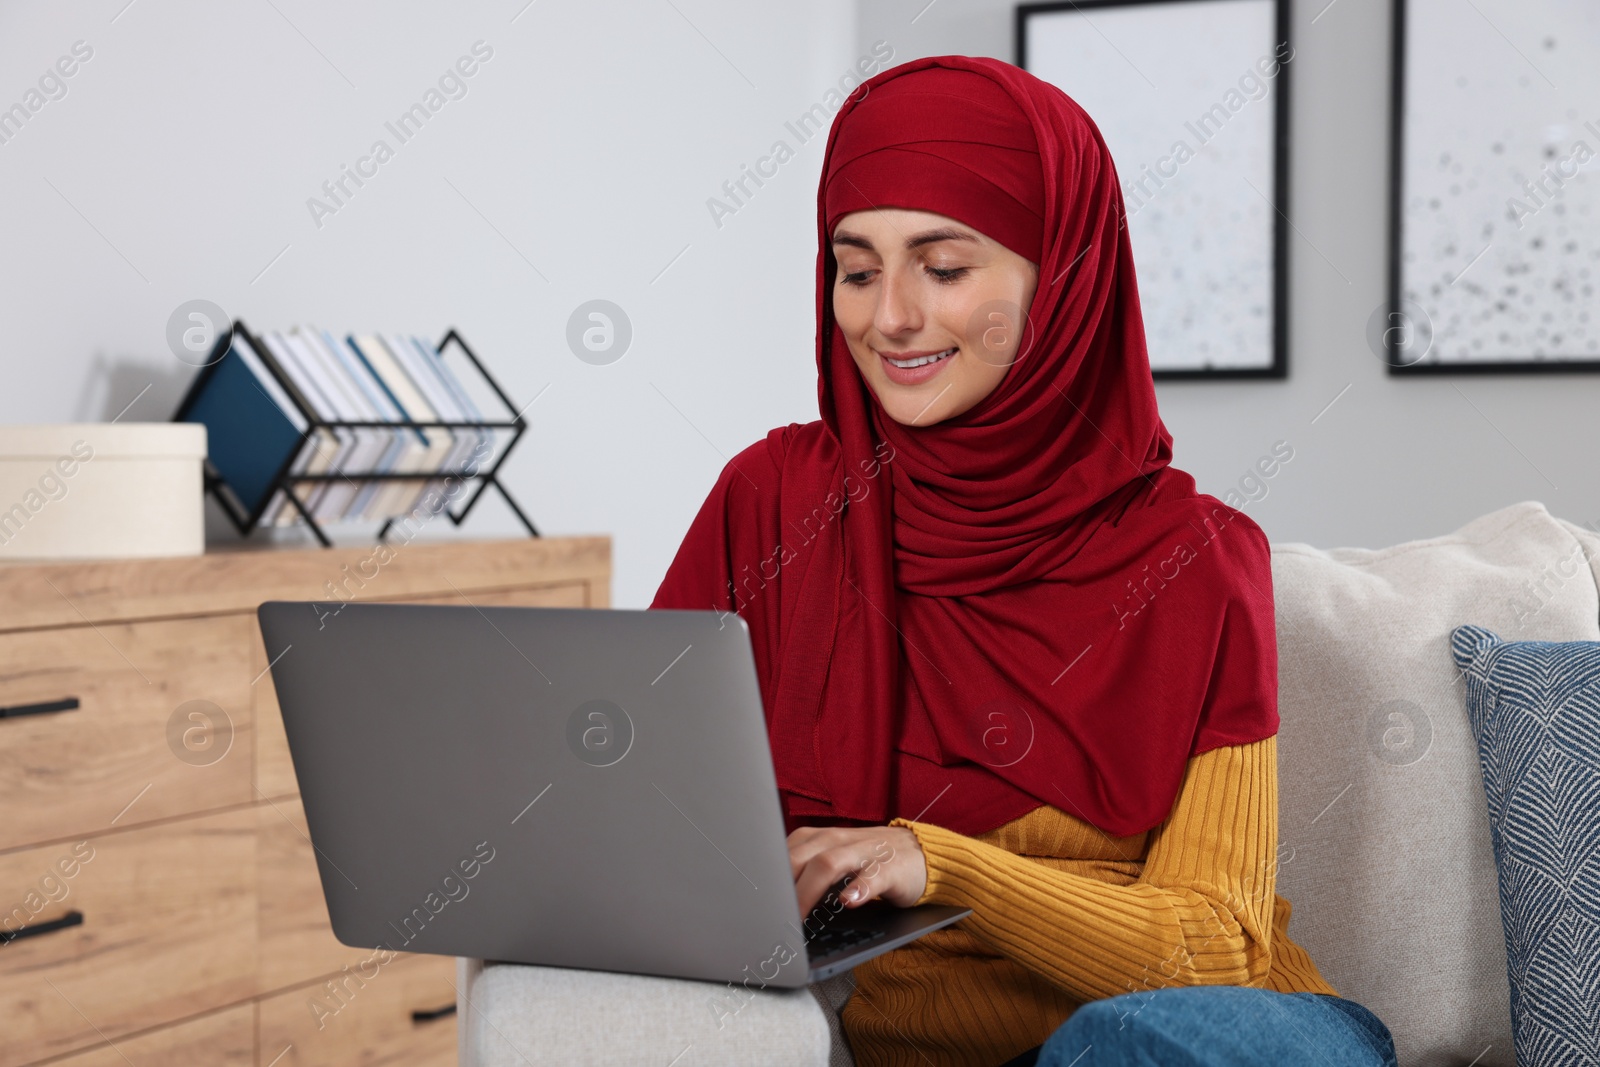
[0,0,858,607]
[858,0,1600,554]
[2,0,1594,608]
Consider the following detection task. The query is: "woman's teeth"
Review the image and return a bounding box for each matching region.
[885,347,956,368]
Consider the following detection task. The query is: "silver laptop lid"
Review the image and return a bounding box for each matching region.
[257,600,819,987]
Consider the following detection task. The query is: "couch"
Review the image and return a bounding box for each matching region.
[456,501,1600,1066]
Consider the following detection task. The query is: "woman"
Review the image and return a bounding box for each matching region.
[651,55,1398,1067]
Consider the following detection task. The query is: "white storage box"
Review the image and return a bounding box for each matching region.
[0,424,207,560]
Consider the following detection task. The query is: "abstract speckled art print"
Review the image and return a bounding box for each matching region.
[1018,0,1289,379]
[1391,0,1600,373]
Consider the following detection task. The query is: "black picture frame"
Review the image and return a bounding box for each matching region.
[1017,0,1292,380]
[1386,0,1600,375]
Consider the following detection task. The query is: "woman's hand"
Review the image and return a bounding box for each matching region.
[787,824,927,917]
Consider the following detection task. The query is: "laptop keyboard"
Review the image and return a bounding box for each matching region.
[804,922,887,960]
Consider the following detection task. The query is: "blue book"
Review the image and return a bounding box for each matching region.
[177,331,307,522]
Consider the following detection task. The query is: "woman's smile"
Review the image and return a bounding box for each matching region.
[877,344,959,384]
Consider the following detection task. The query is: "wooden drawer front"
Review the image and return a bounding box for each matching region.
[0,615,255,852]
[45,1004,253,1066]
[259,796,403,994]
[258,954,458,1067]
[255,582,589,799]
[0,809,257,1066]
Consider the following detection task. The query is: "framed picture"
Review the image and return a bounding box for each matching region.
[1387,0,1600,374]
[1017,0,1291,379]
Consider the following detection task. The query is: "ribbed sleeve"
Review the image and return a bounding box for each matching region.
[839,735,1338,1067]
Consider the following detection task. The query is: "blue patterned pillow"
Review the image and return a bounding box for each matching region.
[1450,624,1600,1067]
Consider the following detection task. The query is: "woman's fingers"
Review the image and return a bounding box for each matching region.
[787,827,864,884]
[780,831,819,883]
[788,828,906,916]
[793,850,862,917]
[809,827,926,912]
[838,868,874,906]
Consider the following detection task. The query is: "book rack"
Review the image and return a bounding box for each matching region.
[175,322,539,548]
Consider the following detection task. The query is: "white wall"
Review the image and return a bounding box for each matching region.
[0,0,859,607]
[857,0,1600,552]
[3,0,1596,609]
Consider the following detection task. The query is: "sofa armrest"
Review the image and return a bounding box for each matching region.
[456,957,855,1066]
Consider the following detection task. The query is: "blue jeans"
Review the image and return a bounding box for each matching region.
[1001,988,1397,1067]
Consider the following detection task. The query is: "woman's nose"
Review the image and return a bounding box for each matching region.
[874,267,922,336]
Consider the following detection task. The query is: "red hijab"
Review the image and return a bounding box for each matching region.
[651,55,1279,839]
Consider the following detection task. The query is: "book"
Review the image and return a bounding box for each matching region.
[383,333,480,488]
[347,333,455,521]
[301,327,401,521]
[261,330,360,522]
[177,323,343,527]
[404,334,497,475]
[286,327,393,522]
[177,330,304,523]
[239,324,344,526]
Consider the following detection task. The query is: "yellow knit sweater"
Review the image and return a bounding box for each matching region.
[840,734,1336,1067]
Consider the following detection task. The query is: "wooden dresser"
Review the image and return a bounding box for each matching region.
[0,536,610,1067]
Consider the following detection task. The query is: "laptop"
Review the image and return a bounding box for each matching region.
[256,599,971,987]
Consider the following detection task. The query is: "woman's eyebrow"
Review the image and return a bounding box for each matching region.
[831,227,979,251]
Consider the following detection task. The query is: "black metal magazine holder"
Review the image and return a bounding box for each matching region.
[174,321,538,547]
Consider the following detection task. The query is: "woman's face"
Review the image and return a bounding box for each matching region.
[832,207,1039,426]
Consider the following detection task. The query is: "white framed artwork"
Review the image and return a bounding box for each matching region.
[1018,0,1291,379]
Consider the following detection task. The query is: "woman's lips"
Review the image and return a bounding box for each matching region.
[878,346,956,385]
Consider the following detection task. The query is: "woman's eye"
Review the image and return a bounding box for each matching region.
[839,266,969,287]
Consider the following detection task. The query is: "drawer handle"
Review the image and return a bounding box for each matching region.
[0,909,84,944]
[410,1003,457,1024]
[0,697,80,720]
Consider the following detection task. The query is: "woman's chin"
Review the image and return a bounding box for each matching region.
[876,387,958,427]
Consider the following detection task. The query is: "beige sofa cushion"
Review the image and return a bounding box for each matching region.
[456,957,838,1066]
[1271,501,1600,1067]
